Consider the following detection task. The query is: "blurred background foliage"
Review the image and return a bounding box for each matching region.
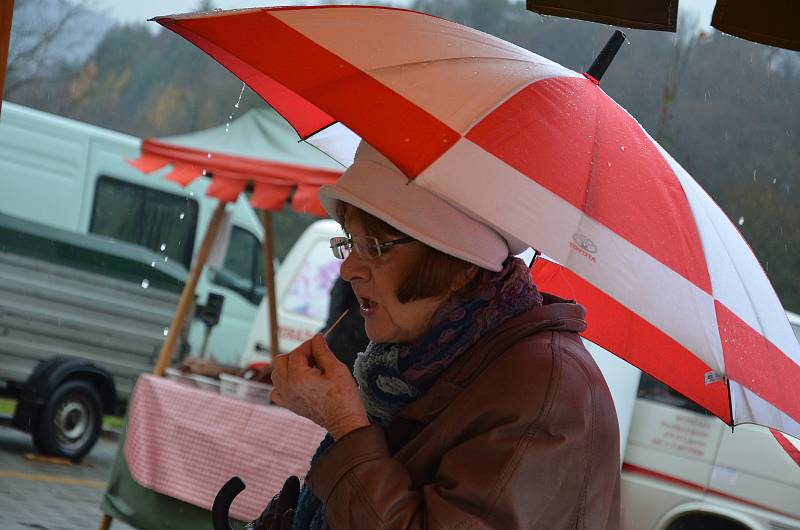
[5,0,799,311]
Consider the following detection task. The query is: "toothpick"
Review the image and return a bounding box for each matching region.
[323,309,350,339]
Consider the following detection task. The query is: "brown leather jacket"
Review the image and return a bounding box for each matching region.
[307,294,621,529]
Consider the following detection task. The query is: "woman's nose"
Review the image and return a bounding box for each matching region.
[340,250,368,282]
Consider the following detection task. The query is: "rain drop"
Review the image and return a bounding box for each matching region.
[202,169,208,176]
[141,279,150,289]
[179,212,185,220]
[163,328,169,337]
[738,217,745,226]
[160,243,167,251]
[234,83,245,108]
[228,115,233,120]
[164,256,169,263]
[403,137,410,143]
[620,145,625,151]
[772,178,777,184]
[150,261,156,267]
[607,162,612,168]
[207,153,212,159]
[189,191,195,197]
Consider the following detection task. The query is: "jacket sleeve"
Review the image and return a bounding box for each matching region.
[305,339,618,530]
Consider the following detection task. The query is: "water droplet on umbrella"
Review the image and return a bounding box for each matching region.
[189,191,195,197]
[620,145,625,151]
[772,178,777,184]
[164,256,169,263]
[141,279,150,289]
[403,137,410,143]
[179,212,185,220]
[738,217,745,226]
[163,328,169,337]
[607,162,612,167]
[160,243,166,251]
[207,153,212,158]
[150,261,156,267]
[228,115,233,120]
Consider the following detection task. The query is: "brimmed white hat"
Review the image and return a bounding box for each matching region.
[319,141,515,271]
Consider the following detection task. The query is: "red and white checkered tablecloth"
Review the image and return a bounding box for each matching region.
[124,374,327,522]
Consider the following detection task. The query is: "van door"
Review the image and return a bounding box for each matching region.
[193,224,265,365]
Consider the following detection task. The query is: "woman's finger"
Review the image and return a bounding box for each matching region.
[288,340,314,375]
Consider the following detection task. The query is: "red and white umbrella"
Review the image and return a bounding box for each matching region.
[154,6,800,438]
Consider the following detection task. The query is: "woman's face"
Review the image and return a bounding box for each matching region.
[340,211,449,344]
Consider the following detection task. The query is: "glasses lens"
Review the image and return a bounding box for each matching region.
[330,237,350,259]
[352,236,381,259]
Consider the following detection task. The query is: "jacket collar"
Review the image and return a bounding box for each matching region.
[394,293,586,424]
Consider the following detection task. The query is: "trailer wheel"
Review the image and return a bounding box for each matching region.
[33,379,103,462]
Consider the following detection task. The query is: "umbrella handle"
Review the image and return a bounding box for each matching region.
[586,30,627,82]
[212,476,246,530]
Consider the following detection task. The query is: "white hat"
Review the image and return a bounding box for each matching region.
[319,141,512,271]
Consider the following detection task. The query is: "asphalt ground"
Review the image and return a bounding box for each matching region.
[0,421,136,530]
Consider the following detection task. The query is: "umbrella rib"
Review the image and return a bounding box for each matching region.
[363,56,545,76]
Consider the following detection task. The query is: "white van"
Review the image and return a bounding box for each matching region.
[240,221,800,530]
[0,102,266,459]
[0,102,264,365]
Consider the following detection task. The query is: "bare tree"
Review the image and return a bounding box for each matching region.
[5,0,86,98]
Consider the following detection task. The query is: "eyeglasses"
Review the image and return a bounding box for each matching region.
[329,235,414,260]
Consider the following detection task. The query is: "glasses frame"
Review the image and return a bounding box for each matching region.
[330,235,414,260]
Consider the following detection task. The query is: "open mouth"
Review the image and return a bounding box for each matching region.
[358,297,377,313]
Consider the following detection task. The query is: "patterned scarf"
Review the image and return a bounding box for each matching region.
[293,258,542,530]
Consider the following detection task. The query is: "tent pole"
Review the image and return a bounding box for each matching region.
[153,201,227,376]
[260,209,280,358]
[0,0,14,115]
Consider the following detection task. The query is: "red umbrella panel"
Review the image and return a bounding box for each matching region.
[153,6,800,438]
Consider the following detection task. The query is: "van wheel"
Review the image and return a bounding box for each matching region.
[667,514,749,530]
[33,380,103,462]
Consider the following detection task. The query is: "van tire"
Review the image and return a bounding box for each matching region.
[32,379,103,462]
[667,514,750,530]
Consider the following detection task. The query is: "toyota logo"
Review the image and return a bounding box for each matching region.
[572,233,598,254]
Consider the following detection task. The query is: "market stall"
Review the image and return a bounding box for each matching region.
[98,106,342,530]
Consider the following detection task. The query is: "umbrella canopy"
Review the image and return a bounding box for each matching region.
[154,6,800,438]
[131,106,343,216]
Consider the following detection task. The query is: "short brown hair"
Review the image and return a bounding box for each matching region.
[337,203,491,303]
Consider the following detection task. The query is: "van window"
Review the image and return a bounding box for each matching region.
[90,176,198,268]
[283,239,342,321]
[211,226,264,304]
[637,373,707,414]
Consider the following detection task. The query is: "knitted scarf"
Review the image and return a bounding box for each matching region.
[293,258,542,530]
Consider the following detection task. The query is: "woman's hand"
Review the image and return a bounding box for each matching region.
[270,334,369,440]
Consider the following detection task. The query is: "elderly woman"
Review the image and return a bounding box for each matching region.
[260,141,620,530]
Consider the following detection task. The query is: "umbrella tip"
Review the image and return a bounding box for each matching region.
[586,30,627,83]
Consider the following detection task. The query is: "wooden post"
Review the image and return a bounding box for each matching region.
[153,201,227,376]
[0,0,14,114]
[260,209,280,358]
[97,514,112,530]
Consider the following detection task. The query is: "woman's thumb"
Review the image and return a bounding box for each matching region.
[311,334,337,369]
